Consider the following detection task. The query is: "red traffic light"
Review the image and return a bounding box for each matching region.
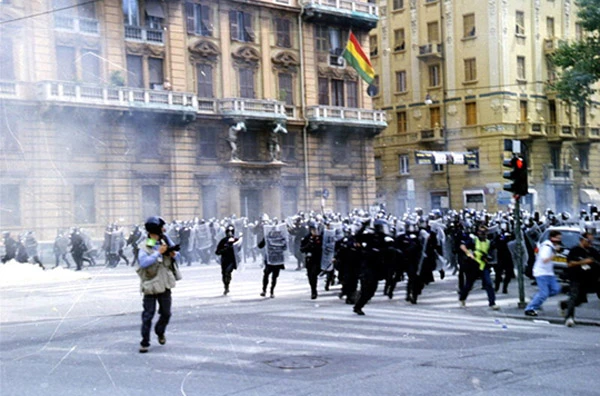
[515,158,524,169]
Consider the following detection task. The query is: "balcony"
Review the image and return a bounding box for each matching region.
[302,0,379,30]
[546,124,575,141]
[124,25,163,44]
[306,105,387,133]
[217,98,288,122]
[417,43,443,60]
[575,126,600,142]
[0,81,22,99]
[516,122,545,139]
[544,166,574,184]
[54,15,100,34]
[543,38,562,55]
[418,127,444,145]
[37,81,198,114]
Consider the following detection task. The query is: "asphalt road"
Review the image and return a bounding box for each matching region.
[1,260,599,396]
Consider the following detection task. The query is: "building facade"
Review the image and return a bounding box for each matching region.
[372,0,600,215]
[0,0,385,240]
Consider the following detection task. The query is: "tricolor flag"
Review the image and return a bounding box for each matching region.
[342,32,375,85]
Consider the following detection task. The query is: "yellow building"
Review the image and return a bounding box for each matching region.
[0,0,385,240]
[372,0,600,215]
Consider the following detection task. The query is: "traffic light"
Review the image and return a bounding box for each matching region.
[503,156,528,196]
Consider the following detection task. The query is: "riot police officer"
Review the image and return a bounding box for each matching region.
[215,225,241,295]
[300,220,323,299]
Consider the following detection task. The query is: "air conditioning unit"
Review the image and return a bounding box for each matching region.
[329,55,345,67]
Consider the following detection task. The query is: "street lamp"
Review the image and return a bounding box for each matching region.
[424,93,433,105]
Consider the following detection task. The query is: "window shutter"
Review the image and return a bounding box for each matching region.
[201,5,212,35]
[229,10,239,40]
[185,2,195,34]
[243,12,254,41]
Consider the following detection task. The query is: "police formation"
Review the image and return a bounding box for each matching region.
[3,206,599,316]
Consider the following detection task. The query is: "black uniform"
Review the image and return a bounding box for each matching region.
[300,230,323,299]
[1,233,18,263]
[396,232,422,304]
[493,231,514,293]
[335,233,360,304]
[70,230,87,271]
[215,229,239,295]
[353,224,393,315]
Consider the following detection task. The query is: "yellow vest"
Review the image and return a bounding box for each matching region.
[473,237,490,271]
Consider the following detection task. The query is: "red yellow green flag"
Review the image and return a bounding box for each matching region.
[342,32,375,85]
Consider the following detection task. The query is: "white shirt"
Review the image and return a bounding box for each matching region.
[532,240,557,277]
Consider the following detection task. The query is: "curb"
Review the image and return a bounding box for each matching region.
[502,313,600,327]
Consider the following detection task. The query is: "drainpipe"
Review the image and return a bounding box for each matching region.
[298,6,310,212]
[440,0,452,210]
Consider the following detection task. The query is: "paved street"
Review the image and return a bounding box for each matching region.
[1,259,599,396]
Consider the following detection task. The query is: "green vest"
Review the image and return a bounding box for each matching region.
[473,237,490,271]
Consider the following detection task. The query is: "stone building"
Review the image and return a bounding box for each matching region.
[0,0,385,240]
[371,0,600,215]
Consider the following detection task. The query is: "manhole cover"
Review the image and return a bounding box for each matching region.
[265,356,328,370]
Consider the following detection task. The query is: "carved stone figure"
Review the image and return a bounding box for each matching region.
[228,122,246,161]
[269,123,287,162]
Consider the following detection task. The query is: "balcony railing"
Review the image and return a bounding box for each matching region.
[0,81,20,97]
[517,122,545,138]
[302,0,379,29]
[306,105,387,126]
[303,0,378,15]
[218,98,288,120]
[54,15,99,34]
[543,38,564,54]
[545,167,573,183]
[419,127,444,143]
[417,43,443,59]
[124,25,164,44]
[37,81,198,112]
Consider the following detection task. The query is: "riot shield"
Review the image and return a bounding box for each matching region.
[195,223,212,250]
[264,224,287,265]
[321,228,336,271]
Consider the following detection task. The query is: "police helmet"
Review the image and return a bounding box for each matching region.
[144,216,166,235]
[225,224,235,235]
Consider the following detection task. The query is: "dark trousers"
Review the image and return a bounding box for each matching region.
[561,280,586,319]
[141,289,172,347]
[262,265,281,293]
[354,271,378,310]
[341,264,360,302]
[221,264,234,291]
[460,266,496,306]
[306,264,320,295]
[72,252,84,270]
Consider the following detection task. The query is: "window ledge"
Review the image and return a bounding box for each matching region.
[394,90,409,96]
[432,171,445,174]
[515,33,527,39]
[427,86,442,91]
[461,35,477,41]
[398,173,410,177]
[466,168,481,172]
[391,8,406,14]
[393,49,406,54]
[425,0,440,6]
[462,79,478,86]
[516,78,527,84]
